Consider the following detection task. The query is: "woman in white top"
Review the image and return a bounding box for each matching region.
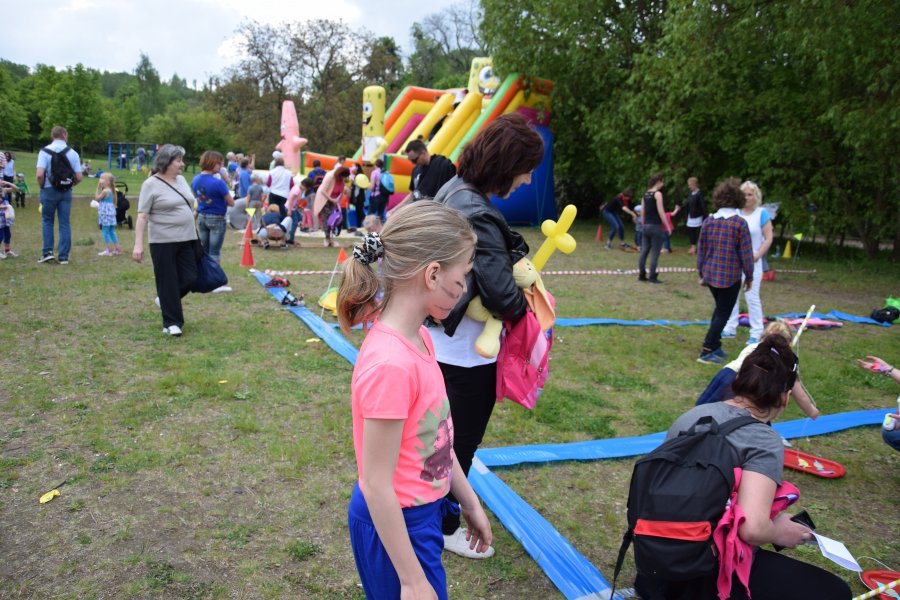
[722,181,773,344]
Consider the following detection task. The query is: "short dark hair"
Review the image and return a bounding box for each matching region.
[405,140,426,155]
[240,158,250,168]
[647,172,664,187]
[312,159,321,168]
[622,188,634,200]
[456,114,544,197]
[374,158,384,168]
[712,177,745,209]
[300,177,314,189]
[334,166,350,179]
[731,334,798,414]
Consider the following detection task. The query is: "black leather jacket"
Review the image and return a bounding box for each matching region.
[433,176,529,337]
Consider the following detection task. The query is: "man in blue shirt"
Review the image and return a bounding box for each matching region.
[36,126,82,264]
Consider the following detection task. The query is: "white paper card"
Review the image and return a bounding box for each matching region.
[812,533,862,572]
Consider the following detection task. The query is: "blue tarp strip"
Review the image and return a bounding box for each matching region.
[473,408,888,600]
[467,458,620,600]
[476,409,889,467]
[254,271,359,365]
[556,318,709,327]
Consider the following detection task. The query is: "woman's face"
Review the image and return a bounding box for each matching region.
[743,188,756,208]
[503,171,533,198]
[166,155,185,176]
[427,255,474,320]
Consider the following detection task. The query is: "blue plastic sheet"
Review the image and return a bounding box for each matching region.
[253,271,359,365]
[773,310,891,327]
[556,317,709,327]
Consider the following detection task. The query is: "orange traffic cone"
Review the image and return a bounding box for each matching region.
[595,223,603,241]
[241,219,255,267]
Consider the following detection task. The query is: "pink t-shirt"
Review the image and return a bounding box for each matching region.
[352,321,454,507]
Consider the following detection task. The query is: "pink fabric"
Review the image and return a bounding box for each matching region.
[713,469,801,600]
[351,321,454,507]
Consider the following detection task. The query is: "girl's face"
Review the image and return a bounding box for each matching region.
[503,170,533,198]
[743,188,756,208]
[426,254,474,319]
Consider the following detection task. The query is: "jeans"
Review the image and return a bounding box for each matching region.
[438,361,497,534]
[638,223,665,279]
[40,186,72,259]
[635,227,643,248]
[0,226,10,245]
[724,262,763,339]
[198,212,226,262]
[884,425,900,451]
[703,281,742,353]
[603,210,625,242]
[288,209,301,242]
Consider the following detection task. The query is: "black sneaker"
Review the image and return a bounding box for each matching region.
[38,253,56,263]
[648,278,662,284]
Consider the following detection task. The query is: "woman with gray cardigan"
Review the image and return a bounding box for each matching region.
[132,144,198,337]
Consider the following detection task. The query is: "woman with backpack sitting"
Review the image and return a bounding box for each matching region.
[634,334,851,600]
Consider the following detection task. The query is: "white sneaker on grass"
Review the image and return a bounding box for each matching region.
[5,250,17,257]
[163,325,182,337]
[442,527,495,559]
[154,297,161,308]
[212,285,232,293]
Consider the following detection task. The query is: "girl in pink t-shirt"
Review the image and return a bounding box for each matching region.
[338,201,492,600]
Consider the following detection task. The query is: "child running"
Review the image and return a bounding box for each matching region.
[95,172,121,256]
[697,319,820,420]
[337,201,492,599]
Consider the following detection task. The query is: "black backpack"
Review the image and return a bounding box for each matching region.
[42,146,77,190]
[871,307,899,324]
[610,415,759,597]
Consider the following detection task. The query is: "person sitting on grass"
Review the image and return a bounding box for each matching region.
[856,355,900,451]
[256,203,292,249]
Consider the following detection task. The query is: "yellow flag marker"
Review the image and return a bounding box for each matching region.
[245,207,256,217]
[531,204,578,272]
[39,489,60,504]
[793,233,803,241]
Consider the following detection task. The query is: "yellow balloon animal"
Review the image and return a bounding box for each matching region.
[361,86,388,163]
[465,204,577,358]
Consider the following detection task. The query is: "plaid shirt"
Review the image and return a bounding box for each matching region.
[697,210,753,288]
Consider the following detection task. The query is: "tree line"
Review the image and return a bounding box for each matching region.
[0,0,896,257]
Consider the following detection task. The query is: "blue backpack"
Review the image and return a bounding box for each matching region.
[380,171,395,194]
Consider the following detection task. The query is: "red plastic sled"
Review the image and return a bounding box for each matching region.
[861,569,900,600]
[783,448,846,478]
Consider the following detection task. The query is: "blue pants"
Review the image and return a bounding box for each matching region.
[101,224,118,245]
[603,210,625,242]
[40,186,72,260]
[696,368,736,405]
[884,426,900,451]
[348,483,448,600]
[198,213,226,262]
[288,209,301,242]
[0,226,10,245]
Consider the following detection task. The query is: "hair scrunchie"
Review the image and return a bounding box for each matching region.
[353,232,384,265]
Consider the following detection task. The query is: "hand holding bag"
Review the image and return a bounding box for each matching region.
[156,175,228,293]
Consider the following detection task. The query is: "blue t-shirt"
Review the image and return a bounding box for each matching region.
[192,173,230,215]
[308,167,326,190]
[237,169,252,199]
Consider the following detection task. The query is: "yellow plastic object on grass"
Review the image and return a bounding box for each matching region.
[39,489,60,504]
[318,288,338,316]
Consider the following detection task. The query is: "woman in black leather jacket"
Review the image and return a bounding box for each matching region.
[430,113,544,558]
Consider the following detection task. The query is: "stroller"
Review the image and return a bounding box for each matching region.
[115,181,133,229]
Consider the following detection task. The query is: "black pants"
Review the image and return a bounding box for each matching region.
[635,549,851,600]
[438,361,497,534]
[638,223,665,279]
[703,281,742,353]
[149,240,198,328]
[269,193,287,219]
[687,225,701,246]
[353,197,365,227]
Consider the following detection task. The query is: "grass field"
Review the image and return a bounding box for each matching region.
[0,194,897,599]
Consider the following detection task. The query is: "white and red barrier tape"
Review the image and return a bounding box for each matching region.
[251,267,816,277]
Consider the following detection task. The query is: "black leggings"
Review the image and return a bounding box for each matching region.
[635,549,851,600]
[703,281,742,353]
[438,361,497,534]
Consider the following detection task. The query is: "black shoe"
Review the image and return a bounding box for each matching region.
[648,278,663,284]
[127,216,133,229]
[638,274,648,282]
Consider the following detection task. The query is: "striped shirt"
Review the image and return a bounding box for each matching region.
[697,209,753,288]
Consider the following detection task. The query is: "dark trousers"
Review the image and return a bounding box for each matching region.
[635,548,851,600]
[353,197,365,227]
[438,361,497,534]
[638,223,665,279]
[703,281,742,353]
[269,193,287,219]
[149,241,198,328]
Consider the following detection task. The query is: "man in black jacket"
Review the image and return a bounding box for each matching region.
[390,140,457,213]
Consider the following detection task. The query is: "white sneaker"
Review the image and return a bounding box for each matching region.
[98,249,113,256]
[4,250,17,257]
[163,325,182,337]
[212,285,233,293]
[0,252,6,259]
[442,527,495,559]
[154,297,161,308]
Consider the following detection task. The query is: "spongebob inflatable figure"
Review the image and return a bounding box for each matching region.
[361,86,389,163]
[467,57,501,108]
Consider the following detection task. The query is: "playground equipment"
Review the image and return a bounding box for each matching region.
[106,142,157,173]
[298,57,557,226]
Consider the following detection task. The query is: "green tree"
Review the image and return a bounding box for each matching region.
[41,64,107,151]
[0,67,28,145]
[135,53,163,120]
[141,102,235,161]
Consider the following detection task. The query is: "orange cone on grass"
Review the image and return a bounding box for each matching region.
[241,218,255,267]
[595,223,603,241]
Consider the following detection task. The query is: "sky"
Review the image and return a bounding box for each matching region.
[2,0,462,85]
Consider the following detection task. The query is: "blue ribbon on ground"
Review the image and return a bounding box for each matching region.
[253,271,359,365]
